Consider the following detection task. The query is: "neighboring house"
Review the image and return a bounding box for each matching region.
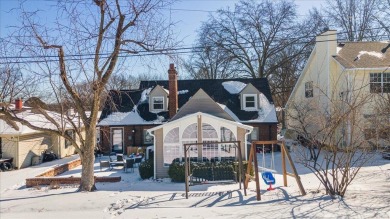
[0,100,81,169]
[286,30,390,147]
[98,64,278,178]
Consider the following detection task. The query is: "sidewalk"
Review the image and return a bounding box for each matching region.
[0,155,80,192]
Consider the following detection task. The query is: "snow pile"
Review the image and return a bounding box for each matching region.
[139,88,152,103]
[256,93,277,122]
[356,51,384,60]
[178,90,189,95]
[222,81,246,94]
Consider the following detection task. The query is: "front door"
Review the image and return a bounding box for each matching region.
[111,128,123,153]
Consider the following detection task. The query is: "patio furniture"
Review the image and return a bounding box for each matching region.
[99,160,110,171]
[134,157,142,167]
[110,160,124,170]
[124,159,135,173]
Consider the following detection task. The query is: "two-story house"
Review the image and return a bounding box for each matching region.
[286,30,390,147]
[98,64,278,178]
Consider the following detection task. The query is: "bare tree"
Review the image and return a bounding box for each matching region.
[322,0,387,41]
[377,0,390,37]
[1,0,175,191]
[200,0,311,79]
[184,23,244,79]
[287,77,377,197]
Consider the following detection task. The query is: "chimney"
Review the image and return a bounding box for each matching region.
[316,29,337,56]
[168,63,178,118]
[15,98,23,110]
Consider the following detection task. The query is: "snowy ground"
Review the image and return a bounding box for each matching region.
[0,151,389,219]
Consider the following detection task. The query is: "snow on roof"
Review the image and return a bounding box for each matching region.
[217,103,240,121]
[163,88,169,94]
[357,51,384,60]
[336,46,342,54]
[98,107,164,126]
[139,88,152,104]
[0,109,80,135]
[178,90,189,95]
[217,93,277,123]
[222,81,246,94]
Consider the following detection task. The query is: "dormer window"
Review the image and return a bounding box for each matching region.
[243,94,257,110]
[152,97,164,111]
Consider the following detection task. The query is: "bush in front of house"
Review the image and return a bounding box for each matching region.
[168,160,245,182]
[168,162,187,182]
[139,159,154,180]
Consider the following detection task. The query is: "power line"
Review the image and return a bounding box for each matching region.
[0,28,389,64]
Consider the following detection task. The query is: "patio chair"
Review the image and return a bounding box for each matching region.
[134,157,142,167]
[124,159,135,173]
[100,160,110,171]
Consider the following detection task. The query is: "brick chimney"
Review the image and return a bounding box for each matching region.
[168,63,178,118]
[15,98,22,110]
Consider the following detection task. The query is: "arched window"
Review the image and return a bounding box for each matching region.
[202,123,219,161]
[182,123,198,160]
[202,123,218,139]
[221,127,236,141]
[220,127,237,159]
[163,127,180,166]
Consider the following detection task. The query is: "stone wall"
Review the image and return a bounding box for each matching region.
[26,158,121,187]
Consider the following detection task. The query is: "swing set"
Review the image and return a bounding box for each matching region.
[244,140,306,201]
[182,140,306,201]
[260,144,276,191]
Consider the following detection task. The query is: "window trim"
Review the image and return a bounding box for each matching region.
[370,73,390,93]
[243,94,258,110]
[64,129,75,149]
[152,96,164,111]
[110,127,124,153]
[305,81,313,98]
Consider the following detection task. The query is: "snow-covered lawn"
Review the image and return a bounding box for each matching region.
[0,152,389,219]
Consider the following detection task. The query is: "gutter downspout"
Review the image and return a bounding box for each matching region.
[16,136,20,169]
[148,130,157,179]
[244,129,252,160]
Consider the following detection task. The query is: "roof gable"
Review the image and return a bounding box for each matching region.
[149,85,169,96]
[171,89,235,121]
[240,83,258,94]
[99,78,277,124]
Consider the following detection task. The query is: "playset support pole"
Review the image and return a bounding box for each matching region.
[244,140,306,201]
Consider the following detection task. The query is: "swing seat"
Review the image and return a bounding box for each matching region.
[261,171,275,185]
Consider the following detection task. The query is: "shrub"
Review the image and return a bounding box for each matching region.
[139,159,154,180]
[168,162,187,182]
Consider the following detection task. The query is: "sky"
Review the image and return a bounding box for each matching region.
[0,0,326,78]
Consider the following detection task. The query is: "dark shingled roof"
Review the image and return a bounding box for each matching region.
[100,78,274,123]
[333,42,390,68]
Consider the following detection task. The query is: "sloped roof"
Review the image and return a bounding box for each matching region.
[333,42,390,68]
[0,108,81,135]
[171,89,235,121]
[98,78,277,125]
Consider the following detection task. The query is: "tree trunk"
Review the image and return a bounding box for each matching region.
[78,127,97,191]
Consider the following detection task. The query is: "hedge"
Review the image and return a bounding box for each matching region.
[139,159,154,180]
[168,160,251,182]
